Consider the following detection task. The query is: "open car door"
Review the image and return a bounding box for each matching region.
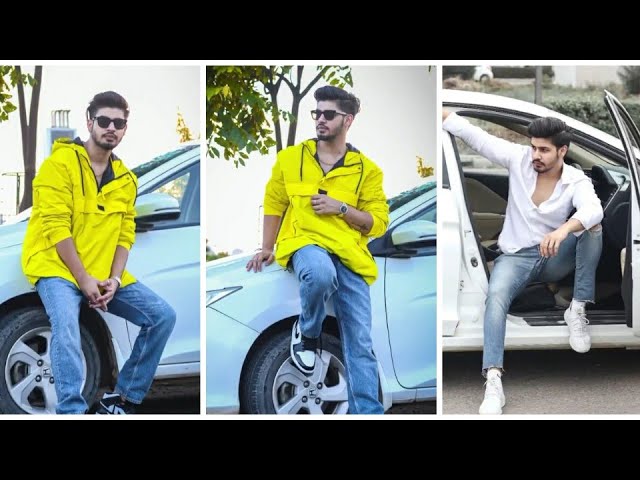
[604,91,640,334]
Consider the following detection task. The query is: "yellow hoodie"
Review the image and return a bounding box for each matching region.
[264,139,389,285]
[22,138,138,288]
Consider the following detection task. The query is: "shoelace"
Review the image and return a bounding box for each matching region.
[301,335,323,356]
[484,377,502,398]
[569,310,590,334]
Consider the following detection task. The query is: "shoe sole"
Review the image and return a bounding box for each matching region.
[479,397,506,415]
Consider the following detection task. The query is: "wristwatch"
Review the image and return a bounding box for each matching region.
[111,276,122,288]
[339,202,349,216]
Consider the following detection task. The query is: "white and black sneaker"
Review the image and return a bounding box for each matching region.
[290,319,317,374]
[94,392,136,415]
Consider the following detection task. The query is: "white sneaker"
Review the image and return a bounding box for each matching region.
[479,370,505,415]
[564,302,591,353]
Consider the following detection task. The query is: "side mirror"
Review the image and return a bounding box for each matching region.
[135,192,180,231]
[391,220,437,247]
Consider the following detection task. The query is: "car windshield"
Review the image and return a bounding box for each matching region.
[387,181,436,212]
[131,144,198,178]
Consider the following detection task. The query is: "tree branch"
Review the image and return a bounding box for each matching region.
[300,66,329,98]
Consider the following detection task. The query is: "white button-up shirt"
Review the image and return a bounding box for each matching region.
[444,113,604,254]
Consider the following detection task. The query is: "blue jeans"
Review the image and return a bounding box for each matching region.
[36,277,176,414]
[483,228,603,373]
[292,245,383,414]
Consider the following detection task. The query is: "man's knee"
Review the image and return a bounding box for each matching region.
[159,305,177,332]
[298,264,337,291]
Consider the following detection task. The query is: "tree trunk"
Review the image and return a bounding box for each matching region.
[18,66,42,212]
[287,95,300,148]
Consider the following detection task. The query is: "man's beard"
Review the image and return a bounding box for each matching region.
[317,131,337,141]
[92,130,119,151]
[317,122,343,142]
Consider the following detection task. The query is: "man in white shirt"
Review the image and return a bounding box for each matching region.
[443,109,603,415]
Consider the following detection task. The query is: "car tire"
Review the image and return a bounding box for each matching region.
[240,329,349,414]
[479,74,490,83]
[0,307,101,414]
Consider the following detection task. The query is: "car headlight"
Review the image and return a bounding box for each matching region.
[206,286,242,307]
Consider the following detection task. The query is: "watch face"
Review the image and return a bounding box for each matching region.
[340,204,348,214]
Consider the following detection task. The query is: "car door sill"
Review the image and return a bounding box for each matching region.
[514,310,626,326]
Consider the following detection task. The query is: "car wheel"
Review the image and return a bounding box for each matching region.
[241,329,349,414]
[479,74,490,83]
[0,307,101,414]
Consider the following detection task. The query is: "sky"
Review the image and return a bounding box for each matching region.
[207,65,437,254]
[0,65,199,217]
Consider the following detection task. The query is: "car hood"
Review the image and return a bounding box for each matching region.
[0,221,27,249]
[206,253,284,291]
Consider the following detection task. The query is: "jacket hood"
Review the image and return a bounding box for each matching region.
[51,137,130,176]
[300,138,361,159]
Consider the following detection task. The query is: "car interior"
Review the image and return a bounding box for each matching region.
[452,113,631,326]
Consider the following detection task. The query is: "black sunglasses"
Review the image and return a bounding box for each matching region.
[310,109,348,121]
[94,116,127,130]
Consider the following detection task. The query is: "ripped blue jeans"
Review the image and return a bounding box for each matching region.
[482,227,603,373]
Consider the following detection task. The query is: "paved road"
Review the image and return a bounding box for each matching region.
[444,349,640,415]
[135,377,200,414]
[387,401,436,415]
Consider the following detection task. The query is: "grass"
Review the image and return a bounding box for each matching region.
[444,77,639,104]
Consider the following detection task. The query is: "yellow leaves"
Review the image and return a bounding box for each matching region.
[416,156,434,178]
[176,111,194,143]
[222,84,231,98]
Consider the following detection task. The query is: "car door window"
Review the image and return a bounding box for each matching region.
[413,202,436,223]
[146,162,200,229]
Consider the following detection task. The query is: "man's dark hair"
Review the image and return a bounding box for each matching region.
[87,91,130,120]
[527,116,571,149]
[314,86,361,116]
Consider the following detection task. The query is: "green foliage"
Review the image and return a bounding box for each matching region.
[491,66,554,79]
[618,66,640,95]
[0,66,34,122]
[442,66,475,80]
[206,66,352,167]
[207,251,230,261]
[542,96,640,137]
[206,66,274,166]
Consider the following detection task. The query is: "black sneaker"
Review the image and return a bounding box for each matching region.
[94,392,136,415]
[290,319,317,374]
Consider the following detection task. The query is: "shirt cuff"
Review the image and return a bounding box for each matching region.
[47,228,72,246]
[263,205,285,216]
[570,210,598,232]
[117,241,133,251]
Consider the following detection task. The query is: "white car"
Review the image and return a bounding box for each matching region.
[442,89,640,353]
[0,143,201,414]
[473,65,494,83]
[206,183,437,414]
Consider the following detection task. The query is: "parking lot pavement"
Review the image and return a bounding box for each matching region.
[136,377,200,414]
[387,401,436,415]
[444,348,640,415]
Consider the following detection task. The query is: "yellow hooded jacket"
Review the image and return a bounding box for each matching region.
[264,139,389,285]
[22,138,138,288]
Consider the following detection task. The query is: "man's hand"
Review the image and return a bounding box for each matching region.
[78,274,103,308]
[246,249,275,273]
[311,194,341,215]
[442,108,451,121]
[92,278,119,311]
[540,227,570,257]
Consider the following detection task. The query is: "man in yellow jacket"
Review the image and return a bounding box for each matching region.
[247,86,389,414]
[21,91,176,414]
